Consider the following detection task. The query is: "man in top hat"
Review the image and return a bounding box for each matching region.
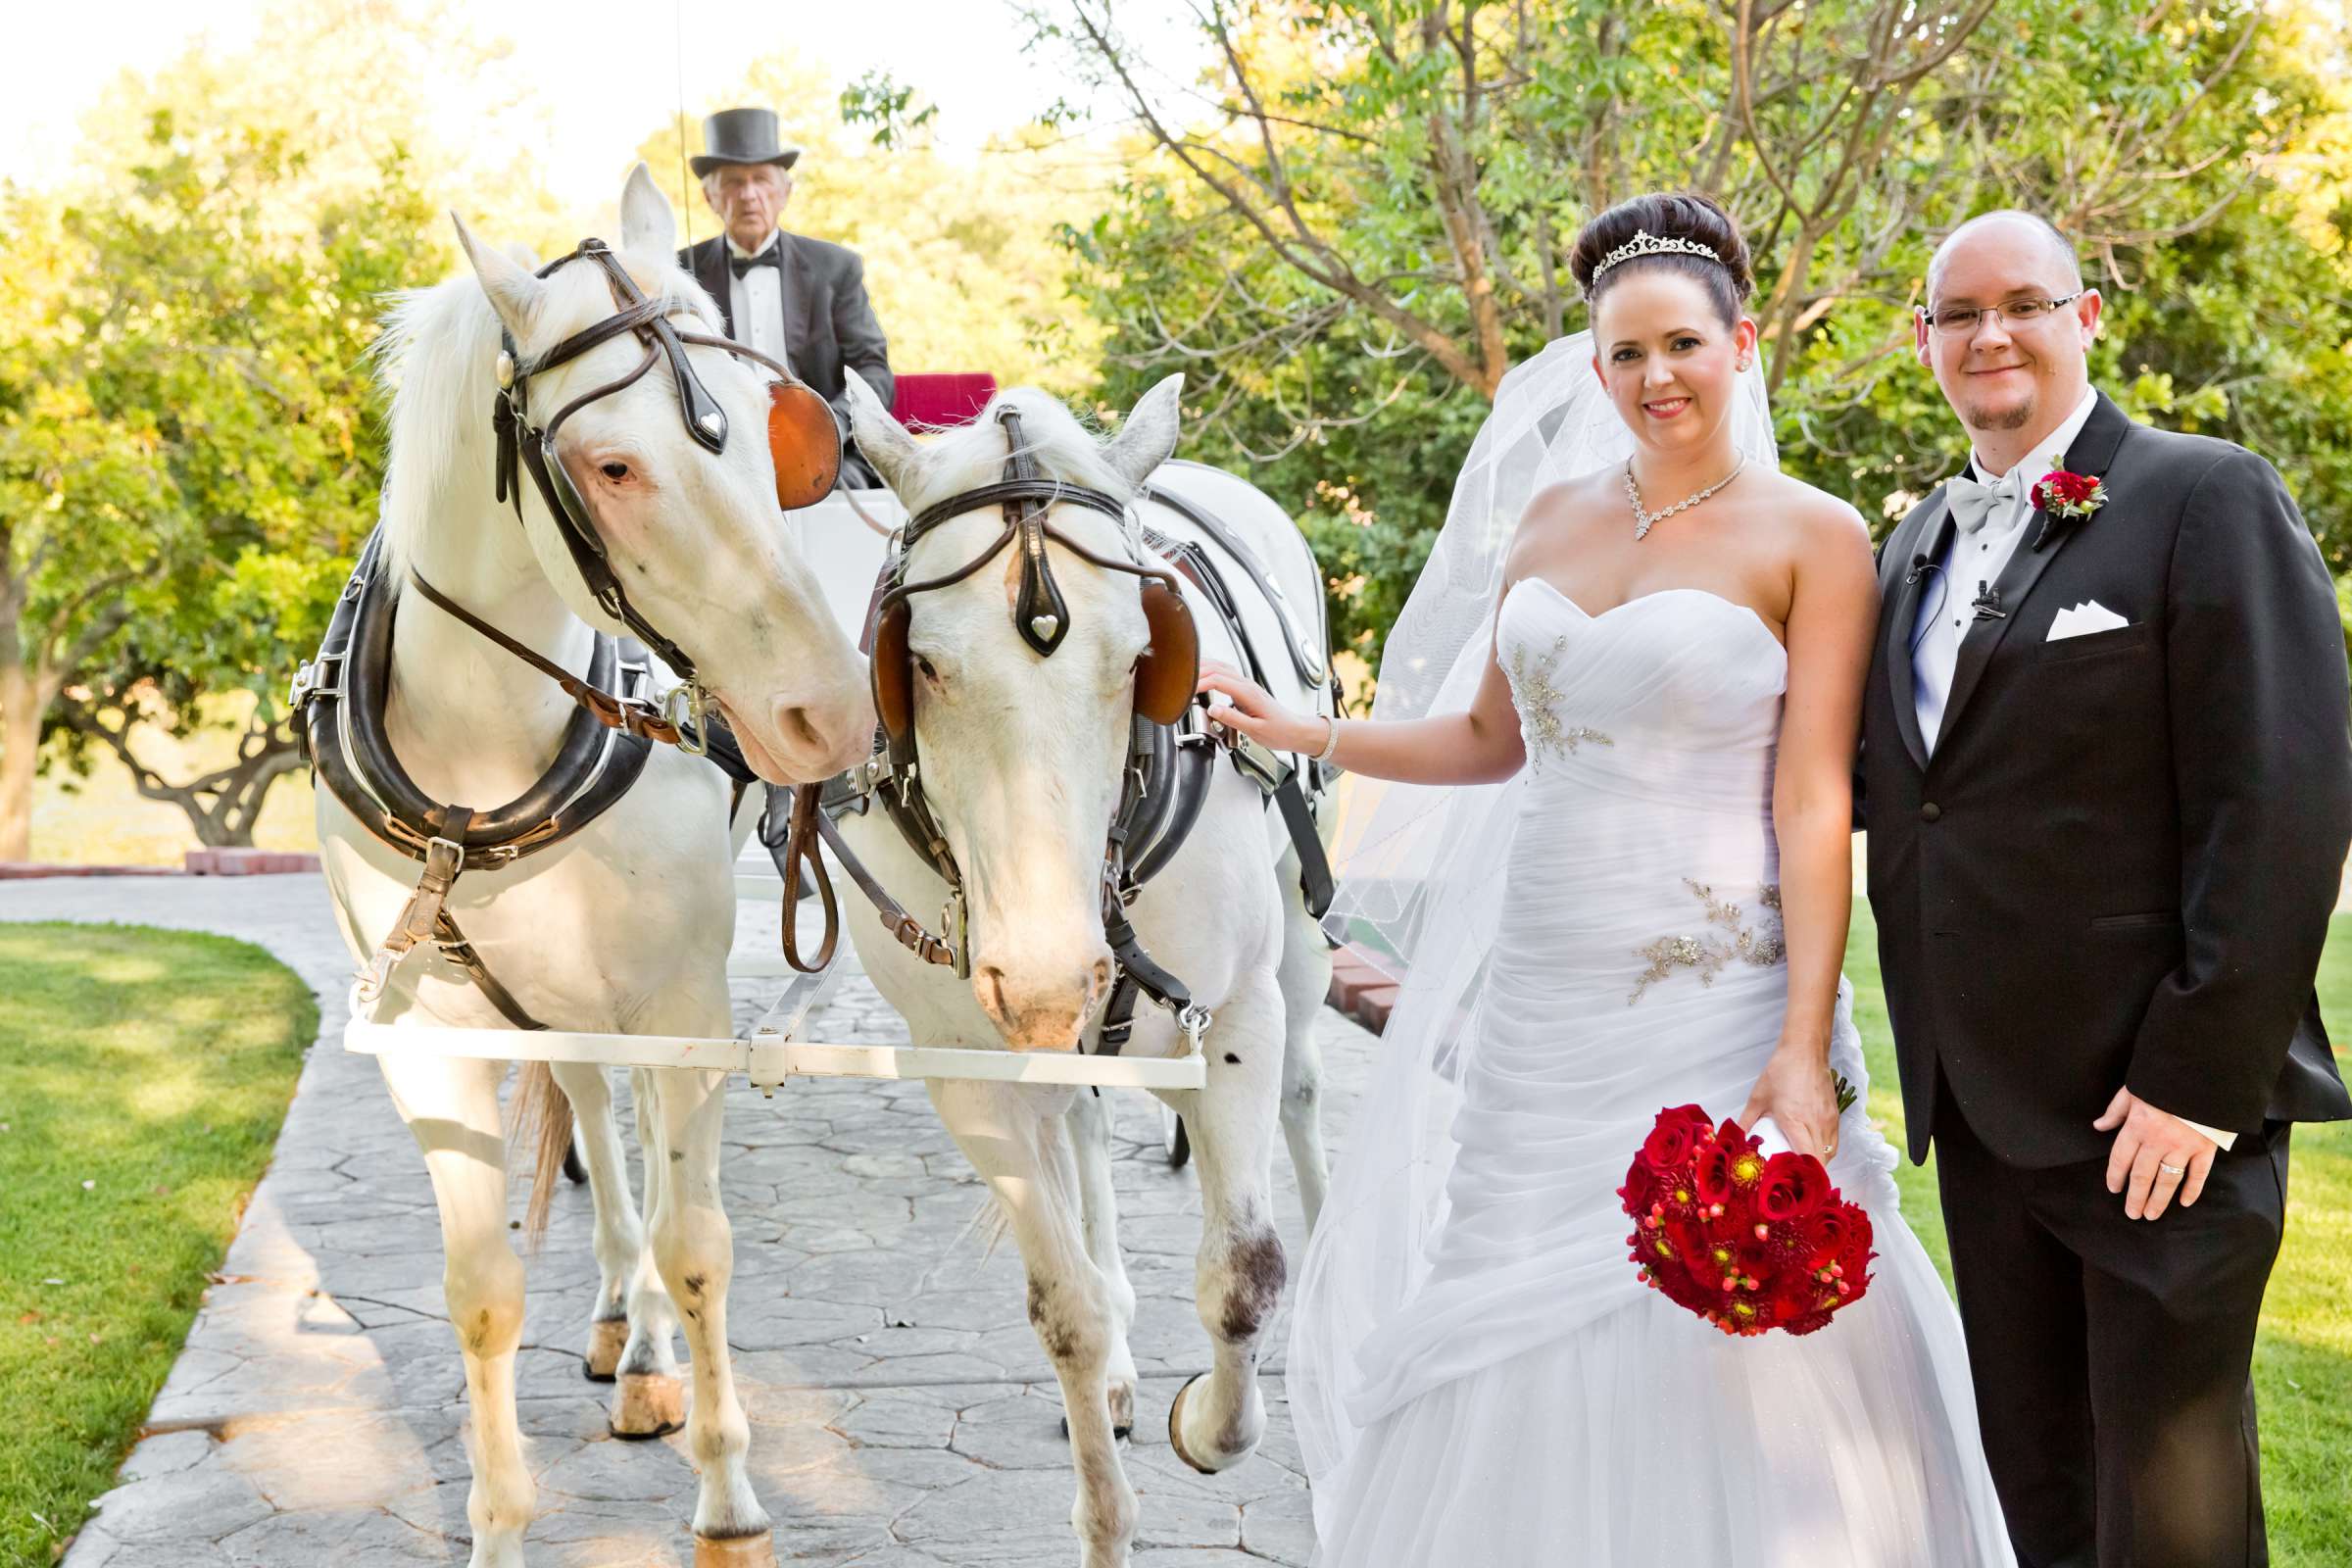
[680,106,895,486]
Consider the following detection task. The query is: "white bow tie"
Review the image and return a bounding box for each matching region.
[1945,469,2026,536]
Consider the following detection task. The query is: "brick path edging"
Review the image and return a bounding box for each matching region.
[1326,943,1396,1034]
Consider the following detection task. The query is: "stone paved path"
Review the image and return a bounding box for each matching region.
[1,873,1374,1567]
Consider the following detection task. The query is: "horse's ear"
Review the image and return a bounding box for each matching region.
[451,212,546,342]
[845,370,919,495]
[1103,373,1183,488]
[618,162,676,259]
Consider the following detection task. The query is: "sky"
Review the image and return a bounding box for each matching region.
[0,0,1146,207]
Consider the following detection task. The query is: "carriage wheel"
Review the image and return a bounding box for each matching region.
[1160,1101,1191,1169]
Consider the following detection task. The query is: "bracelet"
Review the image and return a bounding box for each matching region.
[1313,713,1342,765]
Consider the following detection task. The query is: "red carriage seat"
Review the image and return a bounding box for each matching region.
[890,373,999,430]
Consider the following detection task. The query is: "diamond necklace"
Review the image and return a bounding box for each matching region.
[1626,453,1748,541]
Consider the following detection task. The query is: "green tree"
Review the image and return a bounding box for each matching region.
[3,122,444,854]
[0,190,177,859]
[1038,0,2349,673]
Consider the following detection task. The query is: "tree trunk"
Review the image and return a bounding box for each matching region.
[185,738,304,847]
[0,662,38,862]
[60,699,306,850]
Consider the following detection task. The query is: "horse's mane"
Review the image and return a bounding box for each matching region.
[889,388,1142,550]
[368,245,717,579]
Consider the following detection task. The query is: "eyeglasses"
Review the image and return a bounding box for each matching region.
[1919,293,2086,335]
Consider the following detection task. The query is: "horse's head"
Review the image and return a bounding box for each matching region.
[449,164,872,785]
[848,374,1187,1051]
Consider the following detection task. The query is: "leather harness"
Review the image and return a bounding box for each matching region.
[296,236,827,1020]
[772,416,1340,1055]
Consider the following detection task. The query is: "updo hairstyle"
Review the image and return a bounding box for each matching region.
[1568,192,1754,326]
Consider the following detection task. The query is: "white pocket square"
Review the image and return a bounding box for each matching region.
[2046,600,2130,642]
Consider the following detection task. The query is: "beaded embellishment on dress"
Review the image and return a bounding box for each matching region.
[1505,634,1613,773]
[1629,881,1786,1003]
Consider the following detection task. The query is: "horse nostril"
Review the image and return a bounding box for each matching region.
[779,705,821,752]
[1089,957,1112,1000]
[976,964,1009,1020]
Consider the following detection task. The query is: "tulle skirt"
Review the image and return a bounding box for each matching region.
[1307,1177,2013,1567]
[1298,783,2014,1565]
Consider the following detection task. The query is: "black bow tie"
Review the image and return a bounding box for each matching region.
[729,244,782,279]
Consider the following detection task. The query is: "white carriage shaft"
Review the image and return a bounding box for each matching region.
[342,1012,1207,1093]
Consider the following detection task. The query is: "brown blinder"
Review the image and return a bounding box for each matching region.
[871,598,915,742]
[873,578,1196,744]
[768,380,841,510]
[1134,576,1199,725]
[868,403,1200,750]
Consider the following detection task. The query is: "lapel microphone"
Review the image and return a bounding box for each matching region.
[1971,581,2006,621]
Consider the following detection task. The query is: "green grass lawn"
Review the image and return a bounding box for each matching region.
[1845,902,2352,1566]
[0,923,313,1568]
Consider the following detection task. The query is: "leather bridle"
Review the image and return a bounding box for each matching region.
[781,407,1213,1051]
[482,236,839,729]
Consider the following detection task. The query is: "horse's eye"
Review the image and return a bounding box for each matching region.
[600,461,631,481]
[916,657,940,682]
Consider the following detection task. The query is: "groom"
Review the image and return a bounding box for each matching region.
[1861,211,2352,1567]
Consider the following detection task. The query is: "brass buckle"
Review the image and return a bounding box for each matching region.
[663,682,712,758]
[942,886,969,978]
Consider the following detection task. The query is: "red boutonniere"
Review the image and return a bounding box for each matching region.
[2029,469,2108,551]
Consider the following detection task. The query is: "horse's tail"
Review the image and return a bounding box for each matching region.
[512,1060,574,1249]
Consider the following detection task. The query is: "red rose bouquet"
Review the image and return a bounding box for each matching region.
[1618,1104,1876,1337]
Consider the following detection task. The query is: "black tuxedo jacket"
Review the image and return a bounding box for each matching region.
[680,231,895,439]
[1861,391,2352,1166]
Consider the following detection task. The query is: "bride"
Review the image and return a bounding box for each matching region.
[1200,193,2014,1565]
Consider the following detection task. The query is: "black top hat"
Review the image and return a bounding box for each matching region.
[691,108,803,177]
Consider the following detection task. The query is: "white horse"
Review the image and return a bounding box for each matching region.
[316,167,870,1568]
[836,374,1334,1567]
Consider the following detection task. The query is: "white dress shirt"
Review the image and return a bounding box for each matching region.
[1911,386,2098,752]
[1910,387,2235,1153]
[725,229,792,372]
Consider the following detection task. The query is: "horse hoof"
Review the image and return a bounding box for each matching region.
[693,1532,777,1568]
[1167,1372,1216,1475]
[1059,1415,1135,1443]
[583,1317,627,1382]
[610,1371,686,1440]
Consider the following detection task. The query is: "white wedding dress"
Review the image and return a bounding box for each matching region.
[1293,580,2015,1566]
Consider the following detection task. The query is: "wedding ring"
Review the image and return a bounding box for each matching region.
[2157,1161,2185,1177]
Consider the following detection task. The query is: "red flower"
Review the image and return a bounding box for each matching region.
[2031,468,2108,524]
[1640,1104,1714,1172]
[1757,1152,1827,1222]
[1804,1204,1851,1263]
[1693,1142,1736,1205]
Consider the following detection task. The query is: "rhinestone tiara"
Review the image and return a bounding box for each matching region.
[1588,228,1727,290]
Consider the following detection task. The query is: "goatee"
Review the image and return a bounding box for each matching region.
[1965,399,2035,433]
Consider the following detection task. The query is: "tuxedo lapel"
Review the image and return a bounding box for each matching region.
[1935,392,2134,747]
[775,233,805,378]
[1886,500,1951,772]
[692,238,735,336]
